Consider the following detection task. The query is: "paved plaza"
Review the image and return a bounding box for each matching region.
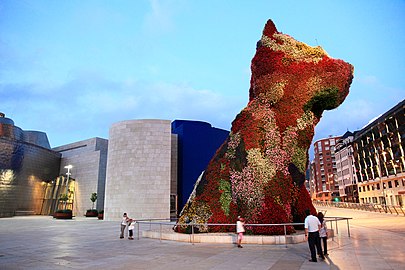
[1,206,405,270]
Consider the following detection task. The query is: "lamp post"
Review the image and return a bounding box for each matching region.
[64,165,73,209]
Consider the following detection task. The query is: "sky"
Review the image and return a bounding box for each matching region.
[1,0,404,159]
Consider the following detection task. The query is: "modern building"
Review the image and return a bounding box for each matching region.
[171,120,229,210]
[103,119,228,221]
[0,113,235,220]
[310,136,340,202]
[0,113,61,217]
[335,131,358,202]
[353,100,405,206]
[104,119,174,221]
[52,138,108,217]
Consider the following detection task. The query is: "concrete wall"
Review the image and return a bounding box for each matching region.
[104,120,172,221]
[53,137,108,217]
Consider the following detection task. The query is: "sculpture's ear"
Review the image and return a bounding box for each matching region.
[263,19,278,37]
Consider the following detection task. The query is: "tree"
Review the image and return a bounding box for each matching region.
[90,193,97,209]
[59,194,69,210]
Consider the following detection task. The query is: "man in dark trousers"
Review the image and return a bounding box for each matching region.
[304,209,325,262]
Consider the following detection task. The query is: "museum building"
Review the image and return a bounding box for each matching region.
[0,113,228,220]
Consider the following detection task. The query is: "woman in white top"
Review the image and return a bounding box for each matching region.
[236,216,245,248]
[317,212,328,255]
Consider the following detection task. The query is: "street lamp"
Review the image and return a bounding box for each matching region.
[64,165,73,209]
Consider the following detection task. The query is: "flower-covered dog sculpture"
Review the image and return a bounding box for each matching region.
[177,20,353,235]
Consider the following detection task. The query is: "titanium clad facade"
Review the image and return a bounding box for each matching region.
[0,114,60,217]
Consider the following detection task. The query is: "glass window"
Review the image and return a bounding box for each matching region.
[396,108,405,126]
[386,117,397,133]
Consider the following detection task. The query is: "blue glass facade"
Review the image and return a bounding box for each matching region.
[172,120,229,210]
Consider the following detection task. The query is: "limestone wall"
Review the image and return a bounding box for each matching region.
[53,137,108,217]
[104,120,172,221]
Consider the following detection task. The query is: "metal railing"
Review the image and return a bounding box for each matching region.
[314,201,405,216]
[135,217,352,245]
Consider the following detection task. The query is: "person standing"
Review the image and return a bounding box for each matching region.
[128,218,135,240]
[236,216,245,248]
[120,213,129,239]
[304,209,324,262]
[317,212,328,256]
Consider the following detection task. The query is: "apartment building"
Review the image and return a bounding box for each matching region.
[335,131,358,202]
[353,100,405,206]
[310,136,340,202]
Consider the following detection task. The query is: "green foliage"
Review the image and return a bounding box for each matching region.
[303,87,339,118]
[90,192,97,209]
[59,194,68,201]
[218,179,232,215]
[291,147,307,174]
[90,193,97,203]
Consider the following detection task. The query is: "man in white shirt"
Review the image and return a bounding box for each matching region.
[304,209,325,262]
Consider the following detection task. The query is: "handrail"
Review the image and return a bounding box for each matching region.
[135,217,352,245]
[313,201,405,216]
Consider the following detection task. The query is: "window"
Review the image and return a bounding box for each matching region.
[388,181,392,188]
[395,180,399,187]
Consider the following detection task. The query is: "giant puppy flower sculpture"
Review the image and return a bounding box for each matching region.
[177,20,353,235]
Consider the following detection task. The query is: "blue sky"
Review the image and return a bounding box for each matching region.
[1,0,404,159]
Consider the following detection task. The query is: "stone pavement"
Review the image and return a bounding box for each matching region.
[0,206,405,270]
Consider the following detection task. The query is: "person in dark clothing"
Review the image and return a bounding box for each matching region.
[304,209,325,262]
